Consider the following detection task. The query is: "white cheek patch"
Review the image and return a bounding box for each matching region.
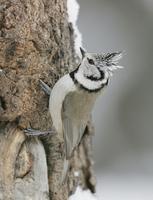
[84,63,101,79]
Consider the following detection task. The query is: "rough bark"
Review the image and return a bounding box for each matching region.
[0,0,96,199]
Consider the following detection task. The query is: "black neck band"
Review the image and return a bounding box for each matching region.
[69,66,108,93]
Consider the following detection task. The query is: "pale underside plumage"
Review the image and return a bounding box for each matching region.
[49,74,101,160]
[49,74,100,182]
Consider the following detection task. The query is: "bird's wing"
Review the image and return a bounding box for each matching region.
[62,92,87,159]
[62,115,86,159]
[62,116,74,159]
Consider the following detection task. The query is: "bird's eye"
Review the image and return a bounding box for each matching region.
[87,58,95,65]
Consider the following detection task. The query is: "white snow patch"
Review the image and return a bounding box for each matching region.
[74,171,80,177]
[67,0,79,24]
[69,186,98,200]
[67,0,82,57]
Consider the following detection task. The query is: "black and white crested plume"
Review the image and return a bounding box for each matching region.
[70,48,124,92]
[101,51,123,76]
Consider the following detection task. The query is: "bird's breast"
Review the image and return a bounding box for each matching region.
[62,90,99,125]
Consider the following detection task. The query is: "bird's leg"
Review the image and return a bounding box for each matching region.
[39,80,52,95]
[24,128,56,136]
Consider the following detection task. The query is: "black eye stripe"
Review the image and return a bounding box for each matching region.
[87,58,95,65]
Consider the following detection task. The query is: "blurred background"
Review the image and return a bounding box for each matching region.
[77,0,153,199]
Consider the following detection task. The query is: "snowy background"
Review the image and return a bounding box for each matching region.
[70,0,153,199]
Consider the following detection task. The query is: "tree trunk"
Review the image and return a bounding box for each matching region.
[0,0,96,199]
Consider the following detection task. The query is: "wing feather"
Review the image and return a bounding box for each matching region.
[62,116,73,159]
[62,92,87,159]
[62,115,86,159]
[61,88,97,159]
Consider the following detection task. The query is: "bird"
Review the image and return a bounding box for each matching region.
[25,47,123,182]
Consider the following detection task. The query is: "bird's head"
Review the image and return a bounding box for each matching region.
[80,47,124,79]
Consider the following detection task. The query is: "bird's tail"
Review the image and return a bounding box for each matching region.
[61,158,69,184]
